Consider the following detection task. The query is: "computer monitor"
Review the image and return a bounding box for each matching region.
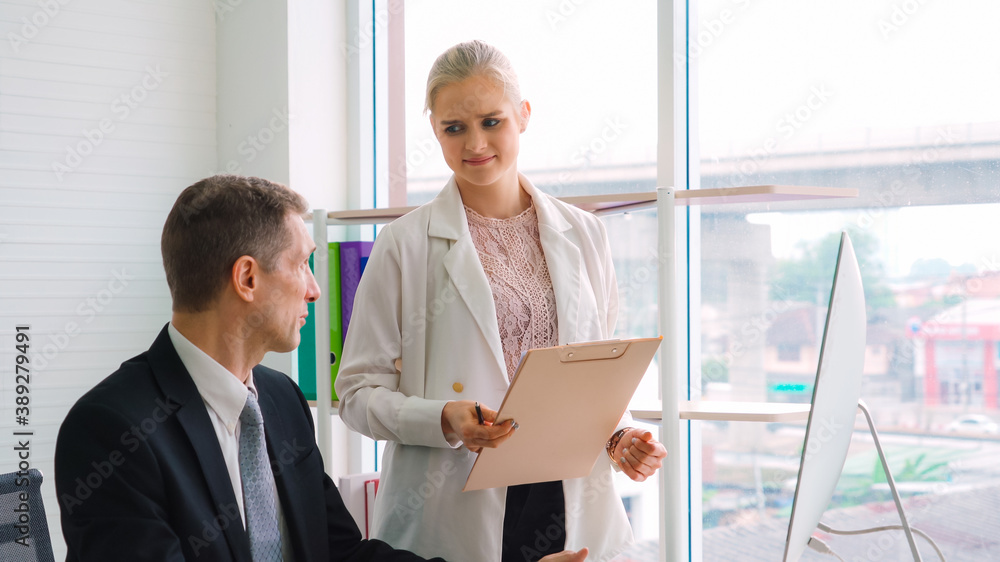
[783,231,867,562]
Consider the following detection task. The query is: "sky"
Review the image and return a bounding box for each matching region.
[400,0,1000,276]
[403,0,657,177]
[748,203,1000,278]
[403,0,1000,168]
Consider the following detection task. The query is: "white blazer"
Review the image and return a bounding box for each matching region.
[336,174,634,562]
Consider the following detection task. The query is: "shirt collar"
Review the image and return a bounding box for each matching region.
[427,172,571,241]
[167,323,256,433]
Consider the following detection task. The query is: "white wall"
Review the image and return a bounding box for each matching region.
[288,0,347,213]
[2,0,359,555]
[215,0,289,185]
[0,0,216,557]
[213,0,346,212]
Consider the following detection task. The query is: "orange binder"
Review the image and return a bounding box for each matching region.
[463,337,661,492]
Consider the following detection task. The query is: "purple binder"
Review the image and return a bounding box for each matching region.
[340,241,374,343]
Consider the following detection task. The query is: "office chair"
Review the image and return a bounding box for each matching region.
[0,468,56,562]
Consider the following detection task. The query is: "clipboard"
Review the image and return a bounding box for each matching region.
[463,336,662,492]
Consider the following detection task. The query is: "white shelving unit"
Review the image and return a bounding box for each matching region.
[632,401,811,423]
[306,184,857,561]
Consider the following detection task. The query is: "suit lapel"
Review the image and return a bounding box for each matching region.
[254,380,308,561]
[147,326,253,562]
[426,175,588,368]
[254,382,308,562]
[522,176,583,345]
[429,178,507,380]
[539,226,583,344]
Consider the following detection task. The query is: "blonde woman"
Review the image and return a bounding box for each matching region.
[337,40,666,562]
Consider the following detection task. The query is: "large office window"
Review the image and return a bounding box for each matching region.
[376,1,1000,559]
[395,0,664,550]
[697,0,1000,559]
[401,1,657,204]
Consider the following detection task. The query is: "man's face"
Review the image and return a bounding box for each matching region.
[254,214,321,353]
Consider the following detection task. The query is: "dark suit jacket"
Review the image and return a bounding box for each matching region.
[55,325,442,561]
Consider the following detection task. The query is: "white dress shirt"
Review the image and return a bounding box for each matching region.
[168,323,293,560]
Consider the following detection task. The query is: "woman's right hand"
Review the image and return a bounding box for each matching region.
[440,400,517,453]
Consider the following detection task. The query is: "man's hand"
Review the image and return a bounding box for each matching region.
[441,400,517,453]
[539,548,588,561]
[613,428,667,482]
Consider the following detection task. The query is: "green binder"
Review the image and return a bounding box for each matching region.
[329,242,342,401]
[295,244,344,402]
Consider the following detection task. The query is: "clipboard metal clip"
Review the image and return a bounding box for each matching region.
[559,340,631,363]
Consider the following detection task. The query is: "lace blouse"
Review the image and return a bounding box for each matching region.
[465,203,559,381]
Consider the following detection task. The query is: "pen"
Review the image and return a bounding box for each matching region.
[475,401,485,425]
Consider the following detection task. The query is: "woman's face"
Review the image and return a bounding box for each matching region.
[429,75,529,194]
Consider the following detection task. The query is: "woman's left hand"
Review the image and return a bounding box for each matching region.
[539,548,588,562]
[613,428,667,482]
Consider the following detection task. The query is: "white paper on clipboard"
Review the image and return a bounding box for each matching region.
[463,336,662,492]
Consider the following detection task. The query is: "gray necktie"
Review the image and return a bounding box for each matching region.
[239,390,284,561]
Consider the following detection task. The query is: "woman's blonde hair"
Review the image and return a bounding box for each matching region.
[424,40,521,114]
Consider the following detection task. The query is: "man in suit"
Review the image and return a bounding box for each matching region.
[54,175,452,561]
[55,175,588,562]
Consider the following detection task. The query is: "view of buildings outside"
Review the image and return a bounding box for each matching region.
[399,1,1000,559]
[691,1,1000,559]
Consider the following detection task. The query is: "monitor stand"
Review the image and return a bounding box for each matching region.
[853,399,923,561]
